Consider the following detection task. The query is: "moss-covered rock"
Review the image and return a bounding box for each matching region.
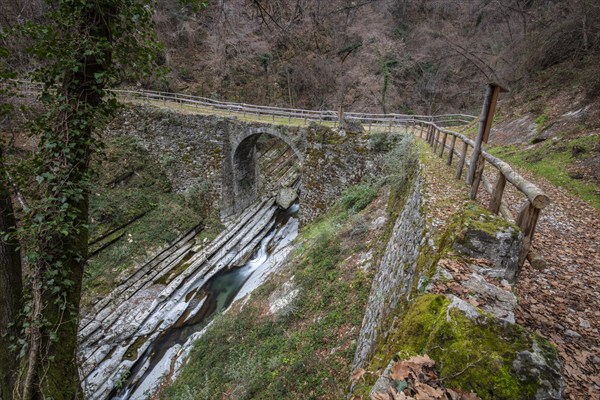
[370,294,562,400]
[450,204,523,282]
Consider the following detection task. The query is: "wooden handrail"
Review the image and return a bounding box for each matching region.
[1,79,477,128]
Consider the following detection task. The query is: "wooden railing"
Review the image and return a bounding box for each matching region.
[3,79,545,265]
[115,89,476,128]
[410,121,549,267]
[1,79,476,128]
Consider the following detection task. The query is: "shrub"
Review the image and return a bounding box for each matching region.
[184,179,212,215]
[338,183,378,214]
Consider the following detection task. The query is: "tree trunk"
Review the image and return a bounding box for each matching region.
[0,149,23,400]
[24,4,112,399]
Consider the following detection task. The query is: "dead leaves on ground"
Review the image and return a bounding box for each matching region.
[367,355,480,400]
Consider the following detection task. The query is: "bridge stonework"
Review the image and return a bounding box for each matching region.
[107,106,375,225]
[224,121,374,224]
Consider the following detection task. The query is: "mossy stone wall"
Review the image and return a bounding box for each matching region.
[353,172,425,368]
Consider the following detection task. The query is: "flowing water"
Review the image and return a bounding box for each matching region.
[110,203,299,400]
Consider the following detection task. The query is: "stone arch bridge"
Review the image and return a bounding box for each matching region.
[110,107,377,224]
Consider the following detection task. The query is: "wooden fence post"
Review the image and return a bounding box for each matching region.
[468,83,508,198]
[447,135,457,166]
[439,131,448,157]
[456,141,468,180]
[516,201,541,266]
[428,125,434,145]
[433,128,440,153]
[488,171,507,214]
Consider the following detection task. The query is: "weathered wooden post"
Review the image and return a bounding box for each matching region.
[447,135,457,166]
[433,128,440,153]
[488,171,507,214]
[455,140,468,179]
[439,131,448,157]
[516,201,541,266]
[428,125,434,145]
[468,83,508,199]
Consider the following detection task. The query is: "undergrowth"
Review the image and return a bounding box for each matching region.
[164,181,386,400]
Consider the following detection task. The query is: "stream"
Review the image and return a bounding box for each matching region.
[109,202,299,400]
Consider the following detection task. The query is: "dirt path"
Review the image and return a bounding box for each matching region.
[511,177,600,399]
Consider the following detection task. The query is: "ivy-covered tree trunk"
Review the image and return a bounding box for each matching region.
[0,150,23,400]
[22,4,112,400]
[1,0,165,398]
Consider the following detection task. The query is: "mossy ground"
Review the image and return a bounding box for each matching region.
[361,294,552,400]
[447,202,520,243]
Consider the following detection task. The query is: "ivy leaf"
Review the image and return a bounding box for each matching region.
[394,379,408,393]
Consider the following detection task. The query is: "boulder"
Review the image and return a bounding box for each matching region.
[452,205,523,282]
[276,187,298,209]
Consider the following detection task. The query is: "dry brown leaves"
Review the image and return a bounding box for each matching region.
[369,355,480,400]
[423,142,600,398]
[475,167,600,398]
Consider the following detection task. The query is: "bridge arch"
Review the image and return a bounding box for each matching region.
[228,126,305,214]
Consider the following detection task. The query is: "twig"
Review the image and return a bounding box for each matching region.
[439,356,483,382]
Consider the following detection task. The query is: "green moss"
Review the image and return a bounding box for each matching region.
[123,335,149,361]
[370,294,545,400]
[154,260,192,285]
[444,203,520,245]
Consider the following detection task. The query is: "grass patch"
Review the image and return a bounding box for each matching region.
[488,134,600,211]
[338,183,379,215]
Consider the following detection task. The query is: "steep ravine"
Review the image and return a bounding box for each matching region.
[79,198,299,400]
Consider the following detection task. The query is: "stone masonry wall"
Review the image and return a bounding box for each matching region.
[353,172,425,369]
[300,124,373,224]
[107,106,379,225]
[106,106,226,206]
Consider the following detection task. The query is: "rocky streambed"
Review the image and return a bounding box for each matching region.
[79,198,299,400]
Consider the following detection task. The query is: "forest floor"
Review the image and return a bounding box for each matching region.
[510,175,600,399]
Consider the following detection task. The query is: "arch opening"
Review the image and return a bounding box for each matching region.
[232,131,302,213]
